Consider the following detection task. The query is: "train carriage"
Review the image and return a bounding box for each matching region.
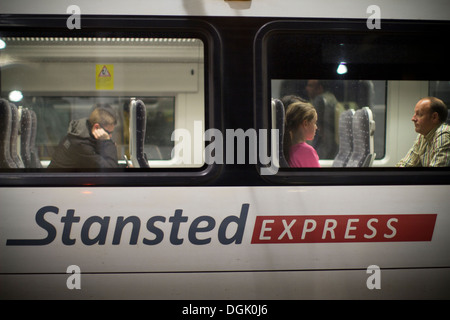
[0,0,450,300]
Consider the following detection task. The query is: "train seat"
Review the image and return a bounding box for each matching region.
[20,108,33,168]
[272,99,289,168]
[29,109,42,168]
[332,109,355,167]
[0,99,16,168]
[129,99,150,168]
[346,107,376,167]
[10,103,25,168]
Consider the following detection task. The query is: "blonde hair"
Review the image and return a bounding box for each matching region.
[283,101,317,161]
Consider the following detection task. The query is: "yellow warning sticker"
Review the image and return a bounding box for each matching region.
[95,64,114,90]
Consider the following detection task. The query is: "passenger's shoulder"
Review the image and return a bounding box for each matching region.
[437,123,450,136]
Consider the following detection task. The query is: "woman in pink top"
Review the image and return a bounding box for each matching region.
[284,101,320,167]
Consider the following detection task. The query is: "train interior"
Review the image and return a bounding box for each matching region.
[0,35,449,170]
[272,79,450,167]
[0,36,205,169]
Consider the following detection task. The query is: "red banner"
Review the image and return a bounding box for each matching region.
[251,214,437,243]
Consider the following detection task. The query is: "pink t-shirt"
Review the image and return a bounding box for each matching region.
[289,142,320,168]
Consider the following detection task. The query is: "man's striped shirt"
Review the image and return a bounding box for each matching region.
[396,123,450,167]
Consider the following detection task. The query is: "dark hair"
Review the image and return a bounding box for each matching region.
[425,97,448,123]
[280,95,307,109]
[89,103,117,127]
[316,80,329,91]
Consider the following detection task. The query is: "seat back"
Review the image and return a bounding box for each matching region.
[10,103,25,168]
[29,109,42,168]
[129,99,149,168]
[332,109,355,167]
[20,108,33,168]
[272,99,289,168]
[346,107,376,167]
[0,99,16,168]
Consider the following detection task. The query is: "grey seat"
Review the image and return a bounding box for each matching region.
[20,108,33,168]
[346,107,376,167]
[0,99,16,168]
[272,99,289,168]
[10,103,25,168]
[29,109,42,168]
[129,99,149,168]
[332,109,355,167]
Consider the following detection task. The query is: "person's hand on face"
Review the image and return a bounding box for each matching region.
[92,123,114,140]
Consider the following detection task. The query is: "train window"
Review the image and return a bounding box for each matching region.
[0,36,205,170]
[18,96,176,164]
[255,21,450,184]
[271,79,387,163]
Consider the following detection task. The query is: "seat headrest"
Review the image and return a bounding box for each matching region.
[0,99,17,168]
[129,99,149,168]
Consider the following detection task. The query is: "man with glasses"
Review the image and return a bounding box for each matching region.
[48,103,119,168]
[397,97,450,167]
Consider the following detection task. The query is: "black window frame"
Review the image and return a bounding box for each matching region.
[254,19,450,185]
[0,15,223,186]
